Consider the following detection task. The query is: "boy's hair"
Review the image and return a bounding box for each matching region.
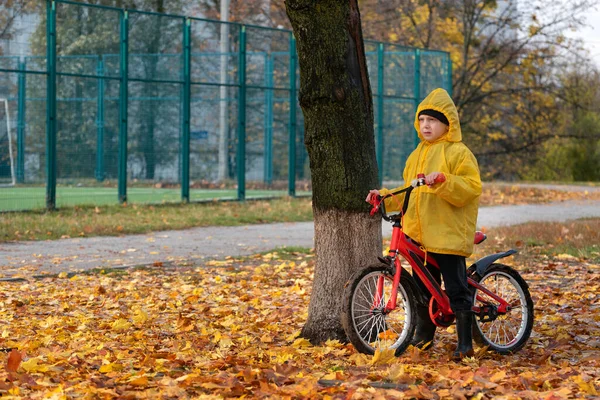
[418,109,449,126]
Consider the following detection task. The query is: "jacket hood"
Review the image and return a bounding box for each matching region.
[414,88,461,142]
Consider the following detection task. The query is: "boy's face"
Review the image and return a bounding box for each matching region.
[418,115,449,142]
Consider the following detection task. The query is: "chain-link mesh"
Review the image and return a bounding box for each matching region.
[0,0,451,211]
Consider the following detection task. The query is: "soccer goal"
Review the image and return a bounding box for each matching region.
[0,98,16,186]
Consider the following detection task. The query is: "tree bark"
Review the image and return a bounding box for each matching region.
[285,0,381,344]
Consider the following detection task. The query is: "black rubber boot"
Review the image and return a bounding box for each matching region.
[411,304,436,350]
[452,310,474,360]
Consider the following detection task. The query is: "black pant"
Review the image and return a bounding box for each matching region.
[413,252,472,312]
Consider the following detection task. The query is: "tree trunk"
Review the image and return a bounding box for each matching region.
[285,0,381,344]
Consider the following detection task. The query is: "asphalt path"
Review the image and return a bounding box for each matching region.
[1,186,599,278]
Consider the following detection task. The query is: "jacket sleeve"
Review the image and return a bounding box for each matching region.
[433,150,482,208]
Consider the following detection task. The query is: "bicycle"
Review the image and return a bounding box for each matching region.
[341,175,534,356]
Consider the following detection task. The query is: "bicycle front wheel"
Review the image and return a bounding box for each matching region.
[471,263,534,354]
[341,264,417,355]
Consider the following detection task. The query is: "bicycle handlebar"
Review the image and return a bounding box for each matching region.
[369,174,445,220]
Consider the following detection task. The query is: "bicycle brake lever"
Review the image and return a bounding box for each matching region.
[369,196,382,216]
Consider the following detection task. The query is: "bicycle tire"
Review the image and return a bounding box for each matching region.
[471,263,534,354]
[341,264,417,355]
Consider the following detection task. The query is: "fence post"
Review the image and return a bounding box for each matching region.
[118,10,129,204]
[446,55,453,97]
[376,42,384,187]
[236,25,246,201]
[264,53,273,186]
[288,34,297,197]
[413,48,421,146]
[46,0,57,210]
[96,57,105,182]
[17,59,26,184]
[181,18,191,202]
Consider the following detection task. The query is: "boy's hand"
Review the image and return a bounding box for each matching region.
[425,172,446,187]
[366,190,380,203]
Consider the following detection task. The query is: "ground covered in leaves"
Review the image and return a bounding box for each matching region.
[0,222,599,399]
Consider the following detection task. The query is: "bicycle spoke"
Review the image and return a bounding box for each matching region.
[358,284,377,309]
[359,279,376,305]
[356,313,377,334]
[347,268,415,353]
[358,322,378,344]
[474,269,531,349]
[376,316,387,347]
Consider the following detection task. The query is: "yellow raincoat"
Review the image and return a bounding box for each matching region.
[380,88,482,257]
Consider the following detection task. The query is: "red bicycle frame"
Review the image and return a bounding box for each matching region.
[372,181,511,323]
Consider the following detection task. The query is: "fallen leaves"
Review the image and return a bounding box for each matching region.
[6,349,22,372]
[0,248,598,398]
[479,184,600,206]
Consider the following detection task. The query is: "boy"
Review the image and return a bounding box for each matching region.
[366,88,482,360]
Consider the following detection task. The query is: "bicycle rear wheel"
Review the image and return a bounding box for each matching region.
[341,264,417,355]
[471,263,534,354]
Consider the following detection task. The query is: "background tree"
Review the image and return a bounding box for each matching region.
[522,60,600,181]
[357,0,600,180]
[285,0,381,343]
[0,0,31,48]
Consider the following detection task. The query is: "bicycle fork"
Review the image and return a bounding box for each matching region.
[373,226,404,314]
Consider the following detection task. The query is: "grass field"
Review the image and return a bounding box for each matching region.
[0,186,310,211]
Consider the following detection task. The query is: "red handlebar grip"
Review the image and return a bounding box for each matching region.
[369,197,382,216]
[434,173,446,184]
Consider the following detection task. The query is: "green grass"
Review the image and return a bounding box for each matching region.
[0,197,314,243]
[0,186,309,211]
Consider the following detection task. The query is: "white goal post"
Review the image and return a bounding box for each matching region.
[0,98,16,186]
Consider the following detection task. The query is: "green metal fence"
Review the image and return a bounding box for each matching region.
[0,0,452,211]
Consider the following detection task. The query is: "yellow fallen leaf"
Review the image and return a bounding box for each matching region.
[175,373,201,383]
[99,362,123,373]
[260,333,273,343]
[111,318,132,332]
[21,357,49,373]
[324,339,343,349]
[321,372,337,380]
[370,348,396,365]
[386,364,406,381]
[292,338,312,348]
[378,329,396,340]
[348,352,370,367]
[572,375,598,395]
[218,337,233,348]
[490,370,506,382]
[43,385,66,400]
[132,309,148,325]
[556,253,577,260]
[128,376,149,386]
